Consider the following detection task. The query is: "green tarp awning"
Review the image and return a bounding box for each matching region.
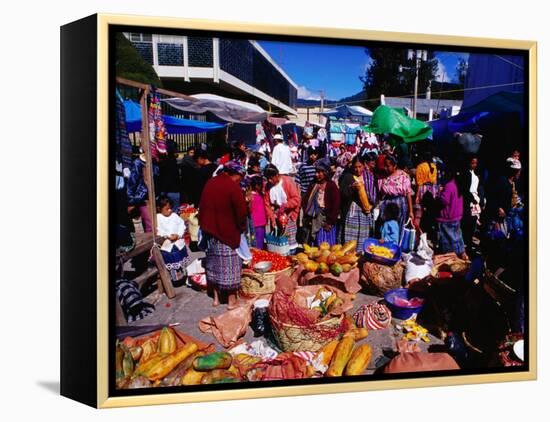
[364,105,433,145]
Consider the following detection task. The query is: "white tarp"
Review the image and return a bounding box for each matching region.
[163,93,269,124]
[318,104,373,121]
[349,105,373,116]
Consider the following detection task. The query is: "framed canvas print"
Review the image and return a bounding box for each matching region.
[60,13,537,408]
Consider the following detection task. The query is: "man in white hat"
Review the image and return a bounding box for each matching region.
[271,133,293,175]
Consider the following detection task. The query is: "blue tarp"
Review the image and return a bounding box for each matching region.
[463,53,524,109]
[428,91,524,143]
[123,100,227,134]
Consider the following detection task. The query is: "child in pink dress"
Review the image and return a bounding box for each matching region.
[249,176,268,249]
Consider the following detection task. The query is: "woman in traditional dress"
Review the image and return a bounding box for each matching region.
[415,150,439,204]
[436,168,469,260]
[339,153,378,252]
[263,164,301,253]
[199,161,248,308]
[302,161,340,246]
[377,155,415,236]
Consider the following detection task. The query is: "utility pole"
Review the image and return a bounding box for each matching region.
[413,53,420,118]
[399,49,428,119]
[319,90,325,125]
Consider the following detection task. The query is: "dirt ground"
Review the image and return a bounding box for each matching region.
[118,252,442,374]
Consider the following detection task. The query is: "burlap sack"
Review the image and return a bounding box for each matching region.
[360,260,404,296]
[383,352,460,373]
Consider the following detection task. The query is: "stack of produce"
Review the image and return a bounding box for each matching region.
[241,249,293,296]
[181,352,242,385]
[117,325,379,387]
[115,327,250,389]
[396,316,430,343]
[366,244,394,259]
[313,328,372,376]
[296,241,359,277]
[116,327,200,389]
[250,249,291,272]
[306,287,345,317]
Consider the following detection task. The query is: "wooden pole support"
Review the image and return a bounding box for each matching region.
[151,246,176,299]
[139,88,176,299]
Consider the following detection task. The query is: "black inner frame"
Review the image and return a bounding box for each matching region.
[108,23,530,398]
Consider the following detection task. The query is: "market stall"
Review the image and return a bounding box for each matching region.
[117,233,492,389]
[114,85,522,390]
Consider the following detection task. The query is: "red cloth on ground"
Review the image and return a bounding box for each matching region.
[199,173,248,249]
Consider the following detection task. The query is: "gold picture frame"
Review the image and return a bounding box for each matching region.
[60,13,537,408]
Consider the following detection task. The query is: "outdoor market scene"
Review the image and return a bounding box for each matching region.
[113,32,527,389]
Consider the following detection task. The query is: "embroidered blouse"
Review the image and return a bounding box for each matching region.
[378,170,412,198]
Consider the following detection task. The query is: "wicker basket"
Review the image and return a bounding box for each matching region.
[240,266,293,296]
[269,313,345,352]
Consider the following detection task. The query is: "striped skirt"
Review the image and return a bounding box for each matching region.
[343,202,374,253]
[315,225,338,247]
[437,221,465,255]
[284,219,299,251]
[204,237,242,292]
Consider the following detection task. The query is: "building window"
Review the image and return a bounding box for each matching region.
[220,39,254,85]
[187,36,213,68]
[129,33,152,43]
[158,43,184,66]
[132,42,154,64]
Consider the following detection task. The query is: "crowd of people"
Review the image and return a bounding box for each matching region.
[116,126,525,308]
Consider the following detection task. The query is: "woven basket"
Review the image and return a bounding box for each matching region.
[240,266,293,296]
[269,313,345,352]
[360,260,404,296]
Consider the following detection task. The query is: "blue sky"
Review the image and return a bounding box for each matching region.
[257,40,469,101]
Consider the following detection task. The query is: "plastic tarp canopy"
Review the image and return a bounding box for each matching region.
[460,91,523,115]
[365,105,433,144]
[319,104,372,122]
[462,53,524,109]
[162,93,269,124]
[428,91,524,143]
[123,100,227,134]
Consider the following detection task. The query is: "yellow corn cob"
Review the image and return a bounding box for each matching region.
[353,176,372,212]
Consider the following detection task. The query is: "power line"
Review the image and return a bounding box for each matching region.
[307,81,524,107]
[493,54,524,70]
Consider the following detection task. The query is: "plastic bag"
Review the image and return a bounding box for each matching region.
[456,132,482,154]
[265,222,290,256]
[399,218,416,253]
[199,303,253,348]
[404,233,433,283]
[251,299,270,337]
